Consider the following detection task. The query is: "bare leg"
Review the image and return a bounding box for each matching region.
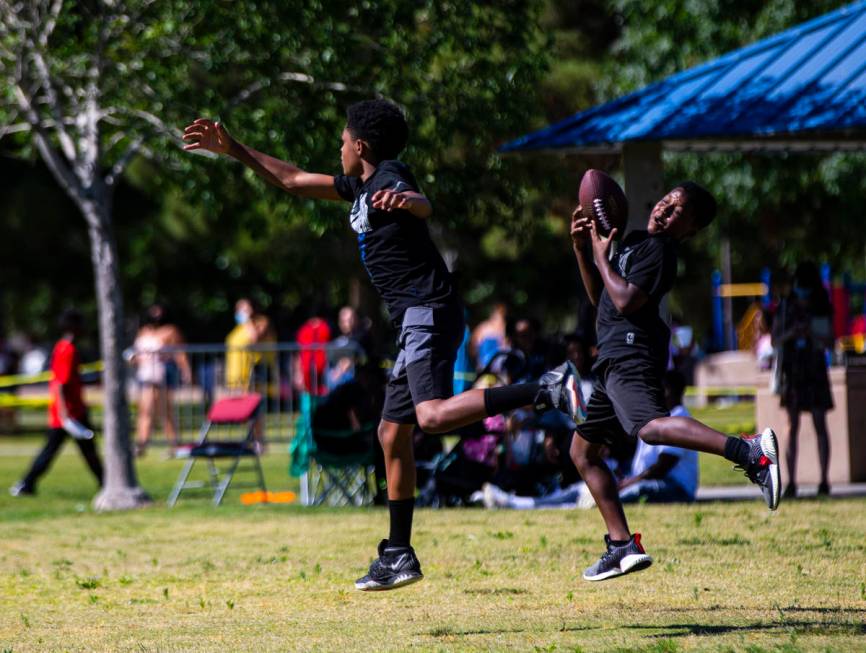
[161,388,179,447]
[569,434,630,541]
[786,407,800,488]
[413,390,489,434]
[811,409,830,486]
[378,420,416,500]
[637,416,728,456]
[136,385,155,453]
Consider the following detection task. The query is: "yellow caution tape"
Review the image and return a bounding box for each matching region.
[0,361,104,389]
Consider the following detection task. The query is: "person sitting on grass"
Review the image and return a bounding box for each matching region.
[481,369,698,509]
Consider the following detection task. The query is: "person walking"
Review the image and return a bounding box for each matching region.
[10,309,103,496]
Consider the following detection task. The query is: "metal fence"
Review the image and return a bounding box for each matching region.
[124,342,364,449]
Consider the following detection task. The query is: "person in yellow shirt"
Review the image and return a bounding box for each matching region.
[225,298,255,390]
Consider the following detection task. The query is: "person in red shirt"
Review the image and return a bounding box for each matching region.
[10,309,103,496]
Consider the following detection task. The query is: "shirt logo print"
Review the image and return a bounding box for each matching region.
[618,247,634,276]
[349,192,372,234]
[626,332,635,345]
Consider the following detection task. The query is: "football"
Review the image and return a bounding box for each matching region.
[578,169,629,238]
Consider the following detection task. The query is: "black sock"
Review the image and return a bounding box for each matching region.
[483,383,540,415]
[609,538,630,547]
[723,437,751,467]
[388,498,415,549]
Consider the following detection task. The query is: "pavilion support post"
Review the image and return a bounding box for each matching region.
[622,141,664,234]
[623,141,670,323]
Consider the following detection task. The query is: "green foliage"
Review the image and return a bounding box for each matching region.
[1,0,554,338]
[2,0,864,342]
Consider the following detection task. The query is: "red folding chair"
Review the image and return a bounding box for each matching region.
[167,393,266,506]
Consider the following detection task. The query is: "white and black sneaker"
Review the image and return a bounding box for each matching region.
[9,481,35,497]
[534,361,587,424]
[355,539,424,591]
[583,533,653,582]
[737,427,781,510]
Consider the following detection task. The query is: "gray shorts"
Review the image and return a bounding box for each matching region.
[381,304,464,425]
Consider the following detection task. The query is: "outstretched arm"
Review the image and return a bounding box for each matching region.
[571,207,603,306]
[589,220,648,315]
[182,119,341,201]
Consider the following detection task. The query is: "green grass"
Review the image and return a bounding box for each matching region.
[1,430,865,652]
[691,402,757,487]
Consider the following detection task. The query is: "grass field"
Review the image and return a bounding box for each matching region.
[2,402,864,653]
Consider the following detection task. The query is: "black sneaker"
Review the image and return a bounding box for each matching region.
[583,533,652,582]
[534,361,586,424]
[9,481,35,497]
[737,427,781,510]
[355,539,423,591]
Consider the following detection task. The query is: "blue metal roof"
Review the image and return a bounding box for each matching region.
[502,1,866,153]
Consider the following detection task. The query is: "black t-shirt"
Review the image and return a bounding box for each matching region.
[333,161,457,325]
[595,230,677,369]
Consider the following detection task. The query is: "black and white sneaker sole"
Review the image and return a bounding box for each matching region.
[563,362,585,424]
[355,573,423,591]
[760,427,781,510]
[583,554,653,582]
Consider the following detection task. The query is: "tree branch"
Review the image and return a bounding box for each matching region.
[38,0,63,48]
[27,45,78,162]
[15,84,81,196]
[229,71,382,108]
[105,135,142,188]
[0,121,31,138]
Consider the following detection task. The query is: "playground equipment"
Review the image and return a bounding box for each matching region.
[711,268,770,351]
[713,264,866,356]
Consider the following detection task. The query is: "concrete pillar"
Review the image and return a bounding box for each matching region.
[623,142,668,322]
[622,141,664,233]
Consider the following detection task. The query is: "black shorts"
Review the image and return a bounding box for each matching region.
[575,357,669,445]
[381,304,464,425]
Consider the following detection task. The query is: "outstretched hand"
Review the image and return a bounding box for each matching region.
[371,189,415,212]
[182,118,232,154]
[590,218,617,265]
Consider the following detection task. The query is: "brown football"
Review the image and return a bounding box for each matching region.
[578,169,628,238]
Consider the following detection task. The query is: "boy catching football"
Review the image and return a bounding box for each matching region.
[569,182,780,581]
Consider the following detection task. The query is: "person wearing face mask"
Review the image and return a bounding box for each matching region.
[225,298,260,391]
[773,262,834,498]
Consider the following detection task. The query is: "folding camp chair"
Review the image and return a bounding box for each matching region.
[167,393,266,506]
[307,423,378,506]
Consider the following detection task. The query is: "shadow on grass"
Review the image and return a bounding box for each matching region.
[426,624,595,637]
[424,608,866,641]
[627,619,865,638]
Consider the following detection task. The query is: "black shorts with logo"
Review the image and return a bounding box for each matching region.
[575,356,669,445]
[382,303,465,425]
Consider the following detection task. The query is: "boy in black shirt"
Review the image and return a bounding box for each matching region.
[569,182,780,581]
[183,100,580,590]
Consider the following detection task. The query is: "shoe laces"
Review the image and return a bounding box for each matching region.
[732,434,765,481]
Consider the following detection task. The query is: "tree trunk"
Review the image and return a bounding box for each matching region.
[82,198,151,511]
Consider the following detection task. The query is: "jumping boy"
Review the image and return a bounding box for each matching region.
[182,100,580,590]
[569,182,780,581]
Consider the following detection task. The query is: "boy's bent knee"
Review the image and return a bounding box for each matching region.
[414,400,445,433]
[637,418,667,445]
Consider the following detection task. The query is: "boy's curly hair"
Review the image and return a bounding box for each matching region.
[346,100,408,161]
[677,181,717,229]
